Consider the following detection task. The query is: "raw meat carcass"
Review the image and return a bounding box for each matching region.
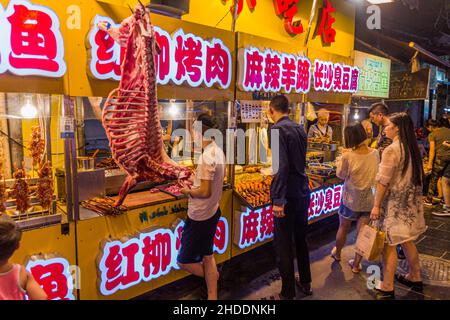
[12,167,30,214]
[37,161,53,210]
[101,6,191,207]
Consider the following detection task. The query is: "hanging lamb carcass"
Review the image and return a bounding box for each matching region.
[99,5,191,207]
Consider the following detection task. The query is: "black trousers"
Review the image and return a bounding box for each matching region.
[274,196,312,298]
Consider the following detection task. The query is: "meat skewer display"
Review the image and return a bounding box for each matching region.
[12,167,30,216]
[29,126,45,168]
[101,5,191,207]
[37,161,54,211]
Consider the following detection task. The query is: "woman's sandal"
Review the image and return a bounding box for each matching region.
[330,247,341,262]
[348,259,362,274]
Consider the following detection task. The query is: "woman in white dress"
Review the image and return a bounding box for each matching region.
[370,112,427,300]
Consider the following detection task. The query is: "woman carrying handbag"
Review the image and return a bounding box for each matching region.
[370,112,427,300]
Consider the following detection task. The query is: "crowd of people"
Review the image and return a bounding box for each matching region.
[264,98,438,300]
[0,96,448,301]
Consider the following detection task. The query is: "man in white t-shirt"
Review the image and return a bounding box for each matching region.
[178,114,226,300]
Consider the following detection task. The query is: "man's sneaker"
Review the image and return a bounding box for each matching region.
[423,198,434,207]
[432,208,450,217]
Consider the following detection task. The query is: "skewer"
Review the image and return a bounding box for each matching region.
[127,4,134,14]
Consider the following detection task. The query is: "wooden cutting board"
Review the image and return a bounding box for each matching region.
[112,190,176,210]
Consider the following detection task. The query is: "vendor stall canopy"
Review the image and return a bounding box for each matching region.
[354,0,450,70]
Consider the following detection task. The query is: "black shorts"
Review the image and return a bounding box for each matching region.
[177,208,221,264]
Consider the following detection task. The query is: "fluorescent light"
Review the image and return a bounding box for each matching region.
[366,0,394,4]
[21,98,37,118]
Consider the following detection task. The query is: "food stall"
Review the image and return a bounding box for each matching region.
[230,32,307,256]
[0,0,360,300]
[0,0,78,300]
[66,8,236,299]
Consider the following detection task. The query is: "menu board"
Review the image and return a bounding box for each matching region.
[389,68,430,100]
[239,100,270,123]
[354,51,391,98]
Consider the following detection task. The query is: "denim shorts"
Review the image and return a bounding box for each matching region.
[338,204,370,221]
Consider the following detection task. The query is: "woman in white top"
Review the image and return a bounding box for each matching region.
[370,113,426,300]
[331,123,380,273]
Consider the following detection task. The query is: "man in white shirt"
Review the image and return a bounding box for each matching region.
[178,114,226,300]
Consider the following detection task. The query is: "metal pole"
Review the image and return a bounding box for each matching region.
[303,0,319,47]
[356,38,405,65]
[231,0,238,32]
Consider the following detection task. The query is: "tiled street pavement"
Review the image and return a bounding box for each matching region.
[137,209,450,300]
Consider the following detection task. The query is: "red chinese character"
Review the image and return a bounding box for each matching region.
[205,39,231,89]
[314,60,333,91]
[259,206,274,240]
[314,190,325,216]
[308,192,317,220]
[324,187,334,213]
[350,67,360,92]
[102,244,124,293]
[94,29,123,79]
[324,62,334,91]
[7,3,64,75]
[342,66,351,92]
[154,27,172,85]
[317,0,336,43]
[243,48,264,91]
[240,209,259,247]
[121,241,141,286]
[29,260,71,300]
[333,63,343,92]
[174,31,204,87]
[141,231,172,279]
[296,57,311,93]
[281,54,296,93]
[225,0,257,15]
[273,0,303,35]
[333,185,343,209]
[174,222,184,252]
[263,51,282,92]
[214,218,228,254]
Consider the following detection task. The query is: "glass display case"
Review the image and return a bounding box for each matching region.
[69,96,233,219]
[0,92,67,229]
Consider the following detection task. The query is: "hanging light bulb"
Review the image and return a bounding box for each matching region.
[353,109,360,120]
[21,96,37,119]
[168,99,178,117]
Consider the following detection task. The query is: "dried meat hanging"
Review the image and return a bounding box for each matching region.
[100,5,191,207]
[37,161,53,211]
[12,166,30,216]
[29,105,54,212]
[29,125,45,169]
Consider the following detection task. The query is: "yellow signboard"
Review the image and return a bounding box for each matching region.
[183,0,355,58]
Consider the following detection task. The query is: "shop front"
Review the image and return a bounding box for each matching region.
[0,0,360,300]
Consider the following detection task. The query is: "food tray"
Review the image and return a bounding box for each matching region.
[157,183,187,200]
[233,189,271,211]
